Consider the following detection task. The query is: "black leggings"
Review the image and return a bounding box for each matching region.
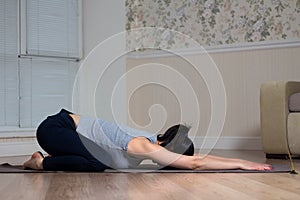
[36,109,111,171]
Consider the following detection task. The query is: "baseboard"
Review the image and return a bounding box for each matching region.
[0,139,44,157]
[194,136,262,151]
[0,136,262,157]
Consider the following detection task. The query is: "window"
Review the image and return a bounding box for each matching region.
[19,58,78,128]
[20,0,82,59]
[0,0,19,127]
[0,0,82,132]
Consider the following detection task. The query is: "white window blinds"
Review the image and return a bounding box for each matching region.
[19,58,77,127]
[18,0,81,128]
[0,0,19,126]
[0,0,81,130]
[22,0,82,59]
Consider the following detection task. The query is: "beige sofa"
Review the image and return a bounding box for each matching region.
[260,81,300,158]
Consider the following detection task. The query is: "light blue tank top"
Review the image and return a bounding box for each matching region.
[76,116,157,169]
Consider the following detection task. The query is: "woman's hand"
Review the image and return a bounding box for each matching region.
[238,160,273,171]
[192,155,273,171]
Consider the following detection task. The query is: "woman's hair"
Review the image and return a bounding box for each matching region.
[157,124,194,156]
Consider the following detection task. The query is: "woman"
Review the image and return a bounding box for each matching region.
[23,109,272,171]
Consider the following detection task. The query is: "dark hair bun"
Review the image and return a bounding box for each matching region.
[157,124,194,156]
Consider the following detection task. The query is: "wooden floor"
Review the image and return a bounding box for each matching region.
[0,150,299,200]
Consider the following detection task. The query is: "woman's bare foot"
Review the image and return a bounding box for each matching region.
[23,151,44,170]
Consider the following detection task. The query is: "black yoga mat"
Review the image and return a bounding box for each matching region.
[0,163,292,173]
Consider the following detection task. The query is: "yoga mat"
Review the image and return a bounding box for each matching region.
[0,163,292,173]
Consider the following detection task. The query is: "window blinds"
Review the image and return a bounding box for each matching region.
[24,0,81,59]
[19,58,77,127]
[19,0,81,127]
[0,0,81,129]
[0,0,19,126]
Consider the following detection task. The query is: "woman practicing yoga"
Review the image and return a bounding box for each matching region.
[23,109,272,171]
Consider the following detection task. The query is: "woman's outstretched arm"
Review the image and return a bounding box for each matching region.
[192,155,272,170]
[128,137,198,169]
[127,137,272,170]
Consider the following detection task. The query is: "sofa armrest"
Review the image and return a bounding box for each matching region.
[260,81,300,154]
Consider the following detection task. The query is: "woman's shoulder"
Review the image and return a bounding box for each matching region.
[127,137,159,155]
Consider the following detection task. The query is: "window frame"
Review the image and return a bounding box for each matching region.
[18,0,83,61]
[0,0,82,137]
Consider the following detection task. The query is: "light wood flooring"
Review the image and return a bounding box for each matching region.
[0,150,299,200]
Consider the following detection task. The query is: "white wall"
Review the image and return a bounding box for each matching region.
[83,0,125,56]
[75,0,127,123]
[127,46,300,150]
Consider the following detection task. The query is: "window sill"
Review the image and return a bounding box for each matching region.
[0,127,36,138]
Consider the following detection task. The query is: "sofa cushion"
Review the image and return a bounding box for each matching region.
[289,93,300,112]
[287,113,300,154]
